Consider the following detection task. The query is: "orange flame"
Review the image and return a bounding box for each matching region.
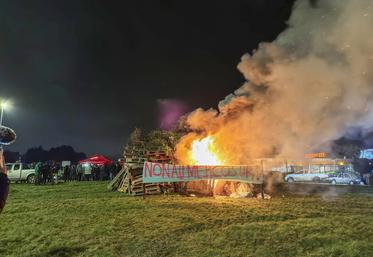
[189,136,223,165]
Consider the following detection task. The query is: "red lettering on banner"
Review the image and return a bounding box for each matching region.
[171,164,177,178]
[202,166,208,178]
[144,162,153,178]
[202,165,209,179]
[153,163,163,177]
[187,165,197,178]
[195,166,199,178]
[177,166,185,179]
[163,164,171,178]
[201,166,207,178]
[197,166,203,178]
[143,163,263,183]
[221,166,228,177]
[177,165,183,178]
[208,166,216,178]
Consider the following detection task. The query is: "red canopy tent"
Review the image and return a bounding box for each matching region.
[79,154,113,165]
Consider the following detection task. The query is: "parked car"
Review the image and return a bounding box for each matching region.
[284,170,329,183]
[322,172,365,185]
[6,163,36,183]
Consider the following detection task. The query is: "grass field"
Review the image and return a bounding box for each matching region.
[1,182,373,257]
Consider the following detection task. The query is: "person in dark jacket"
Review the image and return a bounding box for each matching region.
[63,165,70,182]
[0,149,9,213]
[69,164,77,181]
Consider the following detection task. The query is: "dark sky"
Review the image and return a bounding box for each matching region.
[0,0,295,157]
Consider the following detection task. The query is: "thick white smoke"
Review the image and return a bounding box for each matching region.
[176,0,373,164]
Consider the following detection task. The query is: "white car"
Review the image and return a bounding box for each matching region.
[285,171,329,183]
[6,163,36,183]
[323,172,365,185]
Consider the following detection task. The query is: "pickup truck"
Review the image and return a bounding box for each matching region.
[6,163,36,183]
[284,171,329,183]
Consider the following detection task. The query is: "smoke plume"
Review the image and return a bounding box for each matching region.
[176,0,373,164]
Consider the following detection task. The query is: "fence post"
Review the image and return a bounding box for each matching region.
[261,160,264,199]
[142,183,146,199]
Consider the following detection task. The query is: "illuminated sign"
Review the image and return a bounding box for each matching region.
[360,149,373,159]
[305,152,327,158]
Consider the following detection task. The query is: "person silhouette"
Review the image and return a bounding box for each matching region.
[0,149,9,213]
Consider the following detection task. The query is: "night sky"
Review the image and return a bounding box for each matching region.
[0,0,295,157]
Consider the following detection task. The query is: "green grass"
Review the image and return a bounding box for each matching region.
[1,182,373,257]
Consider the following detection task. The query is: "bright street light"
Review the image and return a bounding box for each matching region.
[0,100,11,126]
[0,101,9,110]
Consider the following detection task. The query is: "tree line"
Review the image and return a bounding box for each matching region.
[4,145,86,164]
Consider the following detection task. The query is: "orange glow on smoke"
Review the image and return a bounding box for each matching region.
[190,136,223,165]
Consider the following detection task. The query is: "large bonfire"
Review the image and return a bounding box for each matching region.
[175,0,373,165]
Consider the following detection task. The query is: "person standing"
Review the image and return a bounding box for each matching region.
[100,165,105,181]
[0,150,9,213]
[76,164,83,181]
[91,165,97,181]
[69,164,76,181]
[63,165,70,182]
[34,162,42,185]
[84,164,92,181]
[41,163,48,185]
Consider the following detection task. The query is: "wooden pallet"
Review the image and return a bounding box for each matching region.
[111,147,175,196]
[117,172,130,193]
[107,166,128,191]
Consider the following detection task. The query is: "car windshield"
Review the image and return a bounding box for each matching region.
[6,164,12,171]
[349,174,359,179]
[294,170,304,174]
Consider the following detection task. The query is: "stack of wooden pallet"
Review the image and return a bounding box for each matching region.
[123,146,147,165]
[143,150,174,195]
[109,147,174,196]
[146,150,173,163]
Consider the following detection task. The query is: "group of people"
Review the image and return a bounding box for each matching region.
[33,161,61,185]
[62,163,121,182]
[33,161,122,185]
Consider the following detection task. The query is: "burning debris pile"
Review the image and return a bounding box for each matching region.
[108,143,267,198]
[111,1,372,198]
[175,0,373,164]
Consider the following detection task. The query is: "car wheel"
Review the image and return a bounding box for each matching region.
[331,180,337,185]
[27,174,36,184]
[287,177,295,183]
[360,181,365,185]
[349,181,354,185]
[313,177,321,183]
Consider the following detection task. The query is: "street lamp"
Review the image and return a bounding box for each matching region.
[0,101,10,126]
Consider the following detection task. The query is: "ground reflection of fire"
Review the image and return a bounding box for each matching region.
[190,136,223,166]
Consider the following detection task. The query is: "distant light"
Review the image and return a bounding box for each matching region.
[0,101,11,110]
